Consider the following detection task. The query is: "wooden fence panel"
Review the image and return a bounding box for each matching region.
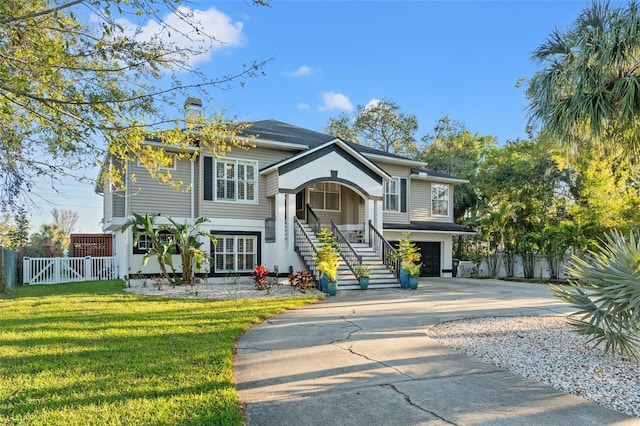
[70,234,113,257]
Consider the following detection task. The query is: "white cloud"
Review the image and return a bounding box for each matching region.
[116,6,244,66]
[364,98,381,109]
[318,92,353,111]
[297,103,311,110]
[287,65,313,77]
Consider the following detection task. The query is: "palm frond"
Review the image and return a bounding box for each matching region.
[553,230,640,359]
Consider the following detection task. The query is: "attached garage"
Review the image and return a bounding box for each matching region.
[415,242,441,277]
[387,240,441,277]
[385,221,475,278]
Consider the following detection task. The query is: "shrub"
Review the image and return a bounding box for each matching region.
[290,271,315,293]
[402,262,422,277]
[251,264,271,290]
[552,230,640,359]
[390,231,421,266]
[355,264,371,278]
[315,228,340,282]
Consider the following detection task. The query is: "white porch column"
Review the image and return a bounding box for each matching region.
[286,193,296,252]
[374,199,383,232]
[274,193,287,269]
[365,199,375,243]
[442,237,453,278]
[122,227,130,281]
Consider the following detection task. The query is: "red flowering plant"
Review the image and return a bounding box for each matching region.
[251,264,271,290]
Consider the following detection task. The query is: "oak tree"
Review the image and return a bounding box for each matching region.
[0,0,268,210]
[325,99,419,156]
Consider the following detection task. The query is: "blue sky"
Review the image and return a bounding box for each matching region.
[30,0,595,233]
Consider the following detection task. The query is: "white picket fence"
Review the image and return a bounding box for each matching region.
[23,256,118,285]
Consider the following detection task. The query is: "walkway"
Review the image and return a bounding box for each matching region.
[234,278,635,425]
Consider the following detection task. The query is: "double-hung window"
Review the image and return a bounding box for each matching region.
[309,182,340,211]
[383,178,400,212]
[214,235,257,272]
[216,159,257,202]
[133,231,176,254]
[137,234,152,252]
[432,184,449,216]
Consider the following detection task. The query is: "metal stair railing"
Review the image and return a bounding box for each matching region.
[306,204,321,234]
[330,219,362,276]
[368,220,400,281]
[293,216,322,285]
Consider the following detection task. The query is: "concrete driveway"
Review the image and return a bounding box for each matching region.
[234,278,635,425]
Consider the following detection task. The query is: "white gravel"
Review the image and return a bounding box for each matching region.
[427,316,640,418]
[123,278,323,299]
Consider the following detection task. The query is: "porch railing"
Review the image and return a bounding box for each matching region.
[368,220,400,280]
[23,256,118,285]
[306,204,321,234]
[330,219,361,276]
[293,217,322,286]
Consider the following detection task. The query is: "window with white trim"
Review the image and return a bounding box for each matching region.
[214,235,257,272]
[309,182,340,211]
[383,178,400,212]
[133,231,176,254]
[215,159,257,202]
[137,234,152,251]
[432,184,449,216]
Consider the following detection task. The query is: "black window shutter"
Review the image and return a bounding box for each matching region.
[204,156,213,200]
[400,178,407,213]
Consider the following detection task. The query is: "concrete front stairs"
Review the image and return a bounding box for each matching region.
[336,243,400,290]
[295,222,400,290]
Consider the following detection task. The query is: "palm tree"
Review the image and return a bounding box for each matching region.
[477,200,519,278]
[28,224,66,257]
[122,213,174,283]
[527,0,640,154]
[552,230,640,359]
[162,217,216,285]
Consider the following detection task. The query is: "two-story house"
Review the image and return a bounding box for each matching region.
[97,116,473,288]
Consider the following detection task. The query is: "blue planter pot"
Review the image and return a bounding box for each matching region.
[409,275,419,290]
[359,277,369,290]
[327,280,337,296]
[400,268,410,288]
[320,274,329,293]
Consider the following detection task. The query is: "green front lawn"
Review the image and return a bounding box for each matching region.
[0,280,322,425]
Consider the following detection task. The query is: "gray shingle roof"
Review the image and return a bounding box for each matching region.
[411,167,466,181]
[242,119,409,161]
[384,221,475,233]
[241,120,466,182]
[240,120,334,147]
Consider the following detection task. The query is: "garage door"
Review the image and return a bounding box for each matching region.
[389,241,441,277]
[415,242,441,277]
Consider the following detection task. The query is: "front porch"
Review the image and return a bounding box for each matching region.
[262,139,390,279]
[294,182,383,244]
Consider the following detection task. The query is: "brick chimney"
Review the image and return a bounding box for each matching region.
[184,97,203,124]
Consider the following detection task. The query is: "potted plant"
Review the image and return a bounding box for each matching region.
[315,228,340,295]
[355,264,371,290]
[403,262,422,290]
[391,232,421,288]
[318,260,339,296]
